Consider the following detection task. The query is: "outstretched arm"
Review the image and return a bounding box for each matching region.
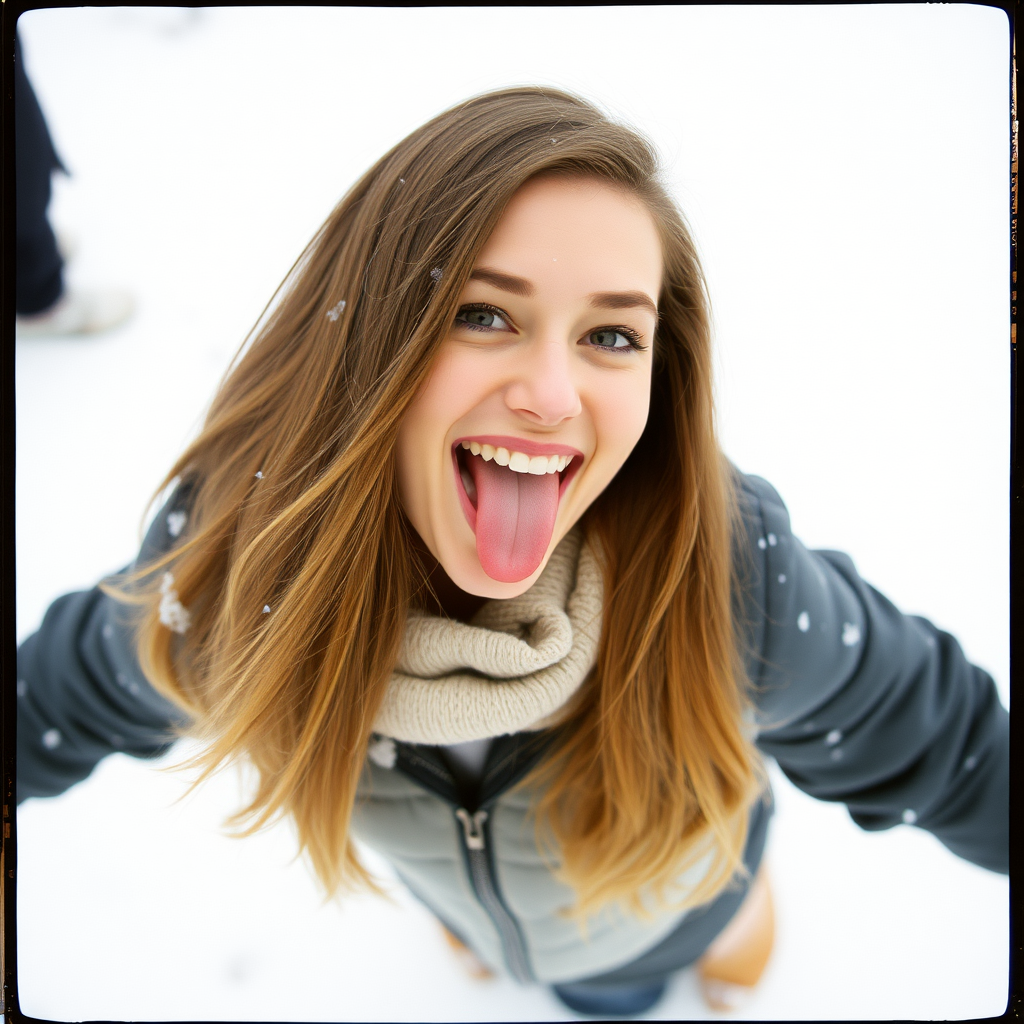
[734,473,1008,874]
[16,488,193,804]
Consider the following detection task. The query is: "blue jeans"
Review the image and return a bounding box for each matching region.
[552,979,668,1017]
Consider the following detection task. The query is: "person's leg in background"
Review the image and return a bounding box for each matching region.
[15,31,65,317]
[15,31,133,337]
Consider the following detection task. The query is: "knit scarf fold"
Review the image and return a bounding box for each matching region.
[373,527,604,745]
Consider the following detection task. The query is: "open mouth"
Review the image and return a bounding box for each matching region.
[451,435,584,583]
[452,437,583,526]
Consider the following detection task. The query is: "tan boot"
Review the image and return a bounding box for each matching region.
[440,924,496,980]
[696,865,775,1011]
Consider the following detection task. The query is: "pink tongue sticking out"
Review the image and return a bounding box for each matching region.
[467,456,559,583]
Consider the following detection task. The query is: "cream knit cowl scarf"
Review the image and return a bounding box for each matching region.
[373,527,604,745]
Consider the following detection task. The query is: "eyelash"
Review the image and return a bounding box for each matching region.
[455,303,648,353]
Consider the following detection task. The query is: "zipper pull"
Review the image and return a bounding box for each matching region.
[455,808,488,850]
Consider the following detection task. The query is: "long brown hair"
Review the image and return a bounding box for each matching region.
[112,85,765,919]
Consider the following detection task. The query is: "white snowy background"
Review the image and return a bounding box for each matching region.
[13,6,1010,1021]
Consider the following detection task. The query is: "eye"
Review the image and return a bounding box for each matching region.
[586,327,646,353]
[454,304,512,332]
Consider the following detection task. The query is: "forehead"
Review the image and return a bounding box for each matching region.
[475,175,663,291]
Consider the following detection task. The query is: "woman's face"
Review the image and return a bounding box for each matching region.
[397,174,662,599]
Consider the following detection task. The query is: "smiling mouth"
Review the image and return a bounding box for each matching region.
[451,436,583,583]
[452,438,582,518]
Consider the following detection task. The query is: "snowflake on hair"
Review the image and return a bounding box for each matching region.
[326,299,347,322]
[430,267,443,283]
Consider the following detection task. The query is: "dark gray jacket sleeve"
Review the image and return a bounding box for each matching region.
[735,473,1008,874]
[16,488,194,804]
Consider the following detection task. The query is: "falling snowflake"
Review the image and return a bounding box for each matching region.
[159,573,192,634]
[767,533,777,546]
[17,679,27,698]
[901,809,918,825]
[368,736,397,769]
[841,622,861,646]
[825,729,842,746]
[963,755,978,771]
[42,728,62,750]
[102,623,115,639]
[778,574,787,584]
[829,748,844,762]
[167,510,187,538]
[797,611,810,632]
[757,537,767,550]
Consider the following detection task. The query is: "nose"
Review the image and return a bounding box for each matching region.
[504,336,583,426]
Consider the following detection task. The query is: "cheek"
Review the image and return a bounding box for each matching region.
[396,349,486,498]
[593,372,652,468]
[411,348,480,422]
[395,383,448,517]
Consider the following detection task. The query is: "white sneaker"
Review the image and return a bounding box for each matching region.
[16,288,135,338]
[55,229,79,264]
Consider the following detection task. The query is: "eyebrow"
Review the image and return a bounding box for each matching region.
[468,267,658,318]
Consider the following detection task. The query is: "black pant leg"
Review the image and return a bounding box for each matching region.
[15,33,65,315]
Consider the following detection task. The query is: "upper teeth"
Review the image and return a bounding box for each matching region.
[461,441,572,476]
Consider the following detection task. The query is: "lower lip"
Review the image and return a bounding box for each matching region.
[450,446,582,533]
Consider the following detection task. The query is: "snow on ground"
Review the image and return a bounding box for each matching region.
[14,7,1009,1021]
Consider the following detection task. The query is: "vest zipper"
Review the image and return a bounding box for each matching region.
[455,807,534,983]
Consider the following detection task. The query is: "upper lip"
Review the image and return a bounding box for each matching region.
[452,435,585,459]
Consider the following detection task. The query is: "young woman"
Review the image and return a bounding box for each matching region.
[16,86,1008,1019]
